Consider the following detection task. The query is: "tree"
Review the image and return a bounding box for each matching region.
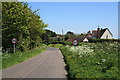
[40,29,57,44]
[66,31,74,35]
[2,2,48,52]
[45,29,57,37]
[64,31,74,40]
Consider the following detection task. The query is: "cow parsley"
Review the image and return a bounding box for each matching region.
[66,45,94,57]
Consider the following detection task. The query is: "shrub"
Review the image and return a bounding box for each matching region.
[63,41,73,45]
[89,39,120,43]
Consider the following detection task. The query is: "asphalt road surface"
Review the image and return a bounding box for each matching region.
[2,47,67,78]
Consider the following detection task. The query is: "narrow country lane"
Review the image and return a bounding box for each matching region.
[2,47,67,79]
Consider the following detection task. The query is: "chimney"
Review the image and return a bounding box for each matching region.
[97,26,100,38]
[97,26,100,31]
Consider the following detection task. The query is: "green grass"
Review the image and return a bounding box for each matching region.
[47,44,55,47]
[60,42,119,79]
[47,44,63,48]
[0,53,1,70]
[2,44,47,69]
[53,44,63,48]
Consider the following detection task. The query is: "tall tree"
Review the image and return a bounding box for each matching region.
[64,31,74,40]
[2,2,48,52]
[66,31,74,35]
[40,29,57,44]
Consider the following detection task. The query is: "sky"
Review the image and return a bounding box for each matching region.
[27,2,118,39]
[19,0,119,2]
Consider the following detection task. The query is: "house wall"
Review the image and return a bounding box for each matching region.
[100,29,113,39]
[83,38,89,42]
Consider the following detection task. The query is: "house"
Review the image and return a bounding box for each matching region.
[86,27,113,39]
[66,36,90,42]
[66,26,113,43]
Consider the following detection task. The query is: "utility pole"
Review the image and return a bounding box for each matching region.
[62,29,64,41]
[13,43,15,53]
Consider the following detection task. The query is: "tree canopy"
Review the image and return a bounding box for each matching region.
[2,2,48,52]
[40,29,57,44]
[66,31,74,35]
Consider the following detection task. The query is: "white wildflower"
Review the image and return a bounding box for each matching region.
[101,59,106,63]
[67,44,94,57]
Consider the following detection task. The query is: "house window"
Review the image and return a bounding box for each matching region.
[106,35,108,39]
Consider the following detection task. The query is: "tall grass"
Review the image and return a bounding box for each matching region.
[2,44,47,69]
[60,42,119,79]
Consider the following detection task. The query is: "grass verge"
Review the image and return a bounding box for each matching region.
[60,42,119,79]
[2,44,47,69]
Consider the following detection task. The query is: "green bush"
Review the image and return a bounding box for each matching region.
[64,41,72,45]
[89,39,120,43]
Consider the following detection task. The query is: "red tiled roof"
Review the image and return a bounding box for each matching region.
[66,36,91,42]
[92,30,97,37]
[66,38,74,41]
[88,28,113,38]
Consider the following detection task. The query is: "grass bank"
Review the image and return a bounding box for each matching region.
[60,42,119,79]
[2,44,47,69]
